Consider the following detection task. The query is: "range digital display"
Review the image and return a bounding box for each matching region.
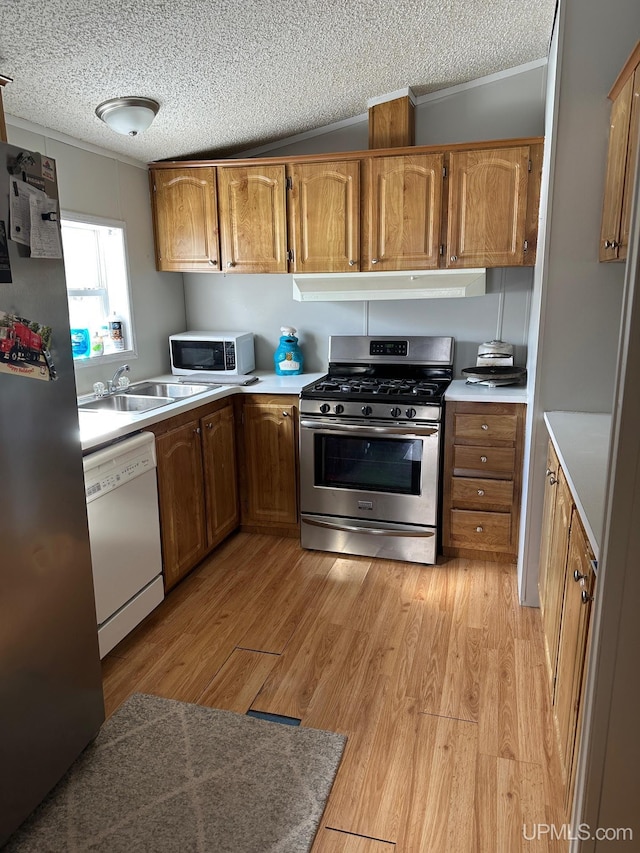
[369,340,408,357]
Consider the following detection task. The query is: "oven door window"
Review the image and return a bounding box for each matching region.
[315,433,422,495]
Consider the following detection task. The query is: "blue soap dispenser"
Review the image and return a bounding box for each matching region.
[274,326,303,375]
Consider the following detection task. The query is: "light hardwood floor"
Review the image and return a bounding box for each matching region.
[102,533,567,852]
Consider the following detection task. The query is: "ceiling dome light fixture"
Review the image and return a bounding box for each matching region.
[95,96,159,136]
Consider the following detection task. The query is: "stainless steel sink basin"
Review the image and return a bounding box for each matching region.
[78,394,173,413]
[126,381,211,399]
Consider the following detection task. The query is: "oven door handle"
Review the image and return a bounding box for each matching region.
[299,419,438,438]
[302,517,435,537]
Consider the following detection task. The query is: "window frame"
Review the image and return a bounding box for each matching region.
[61,210,137,368]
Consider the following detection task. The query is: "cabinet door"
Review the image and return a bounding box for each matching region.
[155,421,207,591]
[151,167,219,272]
[447,147,530,268]
[619,66,640,261]
[362,153,444,271]
[241,399,298,527]
[217,165,287,273]
[600,73,634,261]
[538,441,560,615]
[554,512,595,792]
[541,466,573,695]
[288,161,360,272]
[201,405,239,549]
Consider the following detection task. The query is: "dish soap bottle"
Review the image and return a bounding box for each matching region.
[108,312,125,351]
[274,327,303,375]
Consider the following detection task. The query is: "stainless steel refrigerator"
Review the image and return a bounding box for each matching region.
[0,141,104,844]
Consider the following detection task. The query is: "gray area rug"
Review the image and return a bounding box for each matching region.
[5,693,346,853]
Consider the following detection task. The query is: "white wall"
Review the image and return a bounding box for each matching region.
[185,65,546,374]
[519,0,640,608]
[5,123,186,395]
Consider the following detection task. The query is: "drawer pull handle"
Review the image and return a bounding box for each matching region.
[481,423,489,430]
[480,455,487,463]
[476,526,483,533]
[477,489,485,496]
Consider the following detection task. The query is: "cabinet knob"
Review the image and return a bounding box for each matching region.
[477,489,485,496]
[208,258,217,266]
[548,475,558,485]
[371,258,379,264]
[348,259,356,266]
[480,455,487,463]
[282,410,290,417]
[481,423,489,430]
[194,427,201,435]
[604,239,619,249]
[545,467,554,477]
[581,589,593,604]
[206,422,213,429]
[476,526,483,533]
[227,261,236,268]
[450,255,458,262]
[573,568,586,583]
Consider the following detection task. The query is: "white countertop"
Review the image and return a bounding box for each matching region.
[543,411,612,560]
[445,378,528,403]
[79,371,324,453]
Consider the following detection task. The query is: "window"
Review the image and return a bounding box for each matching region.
[60,213,135,364]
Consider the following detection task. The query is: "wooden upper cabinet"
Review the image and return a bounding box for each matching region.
[362,153,444,271]
[151,167,219,272]
[287,161,360,273]
[447,146,530,268]
[217,164,288,273]
[620,66,640,260]
[600,42,640,262]
[600,74,634,261]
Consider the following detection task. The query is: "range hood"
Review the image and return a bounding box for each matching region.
[292,268,486,302]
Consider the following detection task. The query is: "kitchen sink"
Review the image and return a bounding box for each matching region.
[78,394,173,413]
[126,381,212,399]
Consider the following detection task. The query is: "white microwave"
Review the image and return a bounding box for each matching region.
[169,331,255,376]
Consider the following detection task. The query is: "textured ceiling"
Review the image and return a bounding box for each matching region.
[1,0,556,164]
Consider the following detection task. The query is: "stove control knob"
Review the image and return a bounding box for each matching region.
[361,405,372,416]
[334,404,344,414]
[405,407,417,419]
[319,403,330,414]
[390,407,402,418]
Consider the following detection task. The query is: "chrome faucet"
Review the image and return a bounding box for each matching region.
[108,363,130,393]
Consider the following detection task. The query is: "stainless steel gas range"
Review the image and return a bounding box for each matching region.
[299,335,454,564]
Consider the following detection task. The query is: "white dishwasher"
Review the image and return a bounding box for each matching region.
[83,431,164,659]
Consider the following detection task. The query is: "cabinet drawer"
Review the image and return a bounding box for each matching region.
[454,413,517,442]
[449,509,512,548]
[451,477,514,509]
[452,445,516,477]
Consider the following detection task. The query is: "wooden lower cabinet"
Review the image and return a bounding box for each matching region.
[539,444,573,693]
[151,400,238,591]
[555,512,595,814]
[538,438,597,818]
[442,401,525,561]
[236,395,299,536]
[201,405,239,549]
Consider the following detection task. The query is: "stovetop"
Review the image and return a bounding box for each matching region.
[302,374,451,405]
[300,335,454,421]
